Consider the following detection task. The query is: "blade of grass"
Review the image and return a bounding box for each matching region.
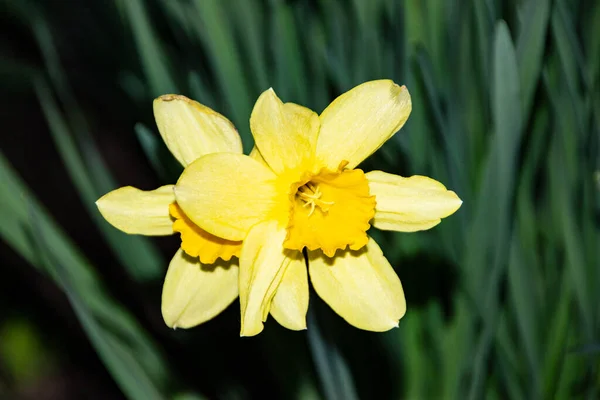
[495,312,526,400]
[318,0,352,90]
[465,18,521,303]
[402,311,426,399]
[134,122,183,183]
[504,103,551,398]
[550,2,586,137]
[413,47,467,220]
[440,298,472,399]
[544,71,594,339]
[541,270,572,398]
[29,206,166,400]
[0,151,169,398]
[304,16,328,112]
[516,0,550,115]
[470,0,492,87]
[187,70,217,108]
[191,0,253,151]
[135,123,168,181]
[272,1,309,104]
[507,233,540,397]
[583,2,600,90]
[307,298,358,400]
[0,153,44,266]
[467,21,522,400]
[228,0,269,92]
[120,0,178,96]
[349,1,384,83]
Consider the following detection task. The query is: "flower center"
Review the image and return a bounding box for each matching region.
[296,182,335,216]
[283,166,376,257]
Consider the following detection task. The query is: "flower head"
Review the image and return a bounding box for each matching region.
[174,80,462,336]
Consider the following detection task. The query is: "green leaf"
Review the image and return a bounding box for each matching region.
[187,71,217,109]
[191,0,254,151]
[135,122,182,182]
[516,0,550,115]
[466,19,522,305]
[135,123,168,180]
[307,300,358,400]
[0,151,169,399]
[228,0,269,93]
[466,20,522,400]
[507,233,540,397]
[120,0,178,96]
[272,1,308,104]
[32,234,166,400]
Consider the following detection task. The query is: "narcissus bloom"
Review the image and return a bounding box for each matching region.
[174,80,462,336]
[96,95,246,329]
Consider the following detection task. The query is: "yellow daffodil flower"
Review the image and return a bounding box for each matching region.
[96,95,245,329]
[174,80,463,336]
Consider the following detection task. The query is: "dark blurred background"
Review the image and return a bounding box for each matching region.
[1,0,598,399]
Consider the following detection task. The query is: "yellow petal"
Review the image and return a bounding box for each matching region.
[169,203,242,264]
[161,249,238,329]
[175,153,283,241]
[250,88,320,174]
[249,146,267,166]
[270,253,309,330]
[366,171,462,232]
[308,237,406,331]
[96,185,174,235]
[239,221,295,336]
[316,80,412,170]
[154,95,243,167]
[248,146,269,168]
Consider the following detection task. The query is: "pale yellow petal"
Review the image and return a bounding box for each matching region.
[366,171,462,232]
[250,88,320,174]
[308,237,406,331]
[154,95,243,167]
[316,80,411,170]
[239,221,295,336]
[175,153,282,241]
[161,249,238,329]
[96,185,174,236]
[270,253,309,331]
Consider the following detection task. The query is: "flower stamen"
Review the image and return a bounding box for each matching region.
[296,182,335,217]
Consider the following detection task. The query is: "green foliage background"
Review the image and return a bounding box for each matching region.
[1,0,599,399]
